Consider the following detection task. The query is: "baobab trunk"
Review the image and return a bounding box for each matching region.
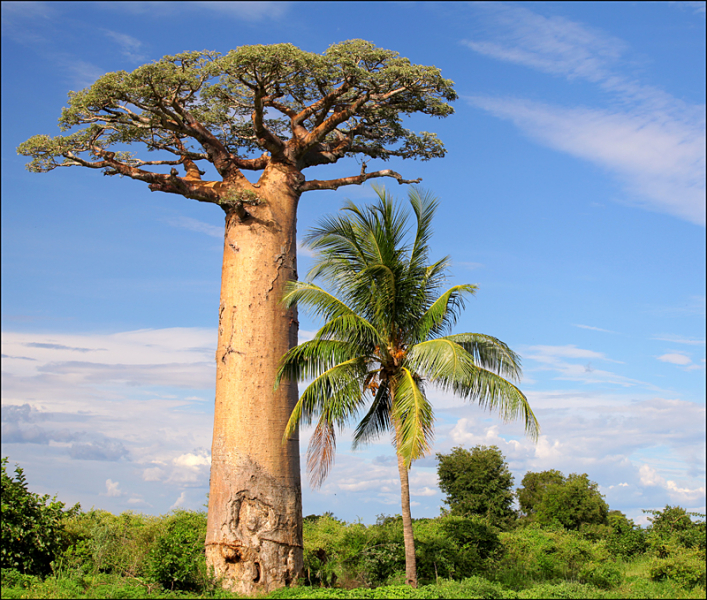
[205,168,303,595]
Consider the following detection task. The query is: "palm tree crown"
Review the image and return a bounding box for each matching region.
[277,186,539,487]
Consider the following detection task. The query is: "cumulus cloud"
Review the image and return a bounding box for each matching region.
[464,3,705,225]
[104,479,122,497]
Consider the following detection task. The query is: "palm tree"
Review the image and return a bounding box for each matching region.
[276,186,539,587]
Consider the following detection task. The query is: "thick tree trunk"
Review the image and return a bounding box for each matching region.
[395,425,418,588]
[205,168,303,595]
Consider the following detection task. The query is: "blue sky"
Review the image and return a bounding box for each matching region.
[1,1,705,525]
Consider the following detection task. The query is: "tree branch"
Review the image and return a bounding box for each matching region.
[300,167,421,192]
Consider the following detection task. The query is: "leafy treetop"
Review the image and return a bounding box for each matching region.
[17,41,456,213]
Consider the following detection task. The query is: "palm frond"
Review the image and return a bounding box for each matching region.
[407,338,538,440]
[445,333,522,381]
[414,284,478,341]
[392,368,434,467]
[282,356,368,440]
[307,417,337,489]
[276,339,365,387]
[407,187,439,271]
[352,382,391,449]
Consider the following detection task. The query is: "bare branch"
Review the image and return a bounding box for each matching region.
[301,167,421,192]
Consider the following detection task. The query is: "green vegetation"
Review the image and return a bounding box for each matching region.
[2,455,705,598]
[517,470,609,530]
[1,457,80,576]
[436,445,516,529]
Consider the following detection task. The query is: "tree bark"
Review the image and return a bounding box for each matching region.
[205,166,304,595]
[395,423,418,588]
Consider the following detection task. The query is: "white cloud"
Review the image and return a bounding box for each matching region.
[166,216,223,239]
[97,1,290,21]
[174,452,211,468]
[652,335,705,345]
[297,240,317,258]
[657,352,692,365]
[101,30,145,62]
[170,491,187,510]
[463,4,626,82]
[464,4,706,226]
[104,479,122,497]
[574,324,617,334]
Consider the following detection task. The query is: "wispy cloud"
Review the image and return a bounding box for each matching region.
[165,216,223,239]
[574,324,616,334]
[97,1,290,21]
[464,4,706,226]
[652,334,705,345]
[101,29,146,62]
[670,1,707,15]
[519,344,670,389]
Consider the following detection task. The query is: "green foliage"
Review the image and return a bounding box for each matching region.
[57,509,161,577]
[436,445,516,529]
[1,457,80,576]
[645,505,706,552]
[532,473,609,530]
[605,511,647,558]
[648,546,706,589]
[516,470,565,517]
[17,41,456,204]
[495,524,608,583]
[146,510,210,591]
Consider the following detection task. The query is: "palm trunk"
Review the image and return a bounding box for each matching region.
[205,170,303,595]
[393,414,418,588]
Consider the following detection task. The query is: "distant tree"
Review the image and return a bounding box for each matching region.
[533,473,609,530]
[644,505,706,551]
[516,469,565,517]
[436,445,516,528]
[1,457,80,575]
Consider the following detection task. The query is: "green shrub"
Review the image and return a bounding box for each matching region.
[1,457,80,575]
[146,509,209,591]
[57,509,161,577]
[645,505,706,553]
[649,547,706,589]
[495,524,603,584]
[605,512,647,558]
[578,561,622,589]
[0,567,40,590]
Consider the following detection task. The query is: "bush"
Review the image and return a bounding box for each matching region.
[57,509,161,577]
[645,505,706,552]
[1,457,80,575]
[578,561,622,589]
[495,524,605,584]
[605,511,647,558]
[649,547,706,589]
[145,510,209,591]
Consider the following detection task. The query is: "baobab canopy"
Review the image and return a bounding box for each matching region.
[18,40,457,208]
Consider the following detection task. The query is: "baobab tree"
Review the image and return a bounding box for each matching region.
[17,40,456,594]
